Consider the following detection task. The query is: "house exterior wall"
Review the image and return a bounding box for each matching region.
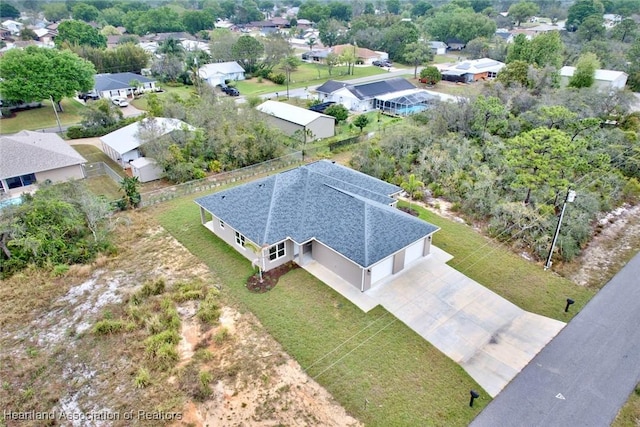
[312,240,363,288]
[263,116,305,137]
[102,142,140,167]
[36,165,85,183]
[262,239,295,270]
[307,116,335,140]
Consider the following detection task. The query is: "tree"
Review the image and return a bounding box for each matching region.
[279,55,302,99]
[298,0,330,23]
[55,20,107,48]
[318,19,344,47]
[628,39,640,91]
[382,20,419,61]
[329,2,352,21]
[611,18,638,42]
[0,46,95,112]
[261,32,293,71]
[403,41,433,78]
[43,3,69,22]
[182,10,215,35]
[0,3,20,19]
[425,8,496,44]
[508,1,539,26]
[386,0,401,14]
[306,36,317,51]
[465,37,490,59]
[496,60,531,87]
[507,31,564,69]
[325,104,349,122]
[158,37,185,58]
[505,128,583,204]
[209,29,239,62]
[419,66,442,85]
[101,25,121,36]
[20,28,38,41]
[566,0,605,30]
[72,2,100,22]
[401,174,424,208]
[353,114,370,132]
[100,7,125,26]
[569,53,600,88]
[339,45,357,75]
[119,176,141,209]
[412,0,433,17]
[232,35,264,73]
[576,14,606,41]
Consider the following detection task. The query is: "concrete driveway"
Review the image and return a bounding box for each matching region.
[304,246,565,397]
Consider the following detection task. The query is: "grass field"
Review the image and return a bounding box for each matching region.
[235,63,391,96]
[613,385,640,426]
[130,84,197,110]
[0,98,85,134]
[153,198,489,426]
[401,201,595,321]
[84,175,122,201]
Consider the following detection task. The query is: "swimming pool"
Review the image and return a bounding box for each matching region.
[0,196,23,210]
[393,105,429,116]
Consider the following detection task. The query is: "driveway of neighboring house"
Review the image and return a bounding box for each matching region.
[303,246,566,397]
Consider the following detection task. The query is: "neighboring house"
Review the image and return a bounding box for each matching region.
[195,160,439,291]
[301,49,331,63]
[429,41,448,55]
[1,20,23,35]
[100,117,194,168]
[495,31,514,43]
[559,66,628,90]
[181,39,210,54]
[315,77,422,113]
[256,100,335,141]
[440,58,505,83]
[130,157,163,183]
[0,131,86,197]
[332,44,385,65]
[198,62,245,87]
[446,38,465,50]
[94,72,157,99]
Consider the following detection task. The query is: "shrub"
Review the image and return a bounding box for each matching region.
[213,327,230,343]
[196,291,220,325]
[139,278,166,298]
[51,264,69,277]
[267,72,286,85]
[93,319,129,335]
[173,282,205,302]
[134,367,151,388]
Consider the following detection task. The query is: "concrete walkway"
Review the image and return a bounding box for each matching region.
[303,246,565,397]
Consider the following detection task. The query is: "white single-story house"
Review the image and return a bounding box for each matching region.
[94,72,158,99]
[198,61,245,87]
[195,160,439,291]
[100,117,194,168]
[1,20,23,35]
[559,66,628,91]
[429,41,448,55]
[256,101,335,141]
[440,58,505,83]
[0,131,86,198]
[130,157,163,183]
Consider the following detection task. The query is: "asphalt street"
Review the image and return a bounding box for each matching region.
[470,251,640,427]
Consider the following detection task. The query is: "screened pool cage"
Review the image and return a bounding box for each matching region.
[373,89,439,116]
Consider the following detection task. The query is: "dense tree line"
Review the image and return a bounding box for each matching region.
[351,82,640,263]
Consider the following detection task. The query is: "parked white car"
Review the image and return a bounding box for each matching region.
[111,96,129,107]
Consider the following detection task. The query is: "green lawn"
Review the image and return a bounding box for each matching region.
[72,144,126,178]
[0,98,86,134]
[153,199,488,426]
[235,63,390,96]
[130,84,197,110]
[84,175,122,201]
[401,201,595,321]
[613,384,640,426]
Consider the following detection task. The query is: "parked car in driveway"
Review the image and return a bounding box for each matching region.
[222,86,240,96]
[111,96,129,107]
[372,59,393,67]
[79,91,100,101]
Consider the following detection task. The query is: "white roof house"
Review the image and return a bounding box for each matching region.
[256,101,335,141]
[441,58,505,83]
[100,118,195,167]
[559,66,628,90]
[198,61,246,87]
[1,20,23,34]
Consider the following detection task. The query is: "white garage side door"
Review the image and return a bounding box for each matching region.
[370,256,394,284]
[404,239,425,268]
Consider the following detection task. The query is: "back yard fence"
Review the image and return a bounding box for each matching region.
[82,162,124,184]
[139,151,303,207]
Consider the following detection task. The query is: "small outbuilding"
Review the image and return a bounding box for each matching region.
[256,101,335,141]
[130,157,163,183]
[559,66,628,91]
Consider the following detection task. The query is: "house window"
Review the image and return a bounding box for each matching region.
[5,173,36,189]
[235,231,245,247]
[219,220,225,229]
[268,242,286,261]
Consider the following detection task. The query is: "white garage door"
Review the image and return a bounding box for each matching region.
[370,256,394,284]
[404,239,425,268]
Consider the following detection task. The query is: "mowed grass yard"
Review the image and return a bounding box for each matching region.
[153,198,489,426]
[0,98,85,134]
[235,63,391,96]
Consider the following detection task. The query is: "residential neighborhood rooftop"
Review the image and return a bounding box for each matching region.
[94,72,156,92]
[195,160,437,268]
[256,100,334,127]
[99,117,194,155]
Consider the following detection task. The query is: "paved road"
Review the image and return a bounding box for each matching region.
[471,251,640,427]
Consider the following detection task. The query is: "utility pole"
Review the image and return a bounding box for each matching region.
[544,189,576,270]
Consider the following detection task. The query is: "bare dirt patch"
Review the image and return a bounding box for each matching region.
[0,210,359,427]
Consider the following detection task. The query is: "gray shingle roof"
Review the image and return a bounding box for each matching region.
[195,160,438,267]
[94,73,156,92]
[315,78,416,100]
[0,131,86,179]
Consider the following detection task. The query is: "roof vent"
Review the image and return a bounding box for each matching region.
[221,195,225,199]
